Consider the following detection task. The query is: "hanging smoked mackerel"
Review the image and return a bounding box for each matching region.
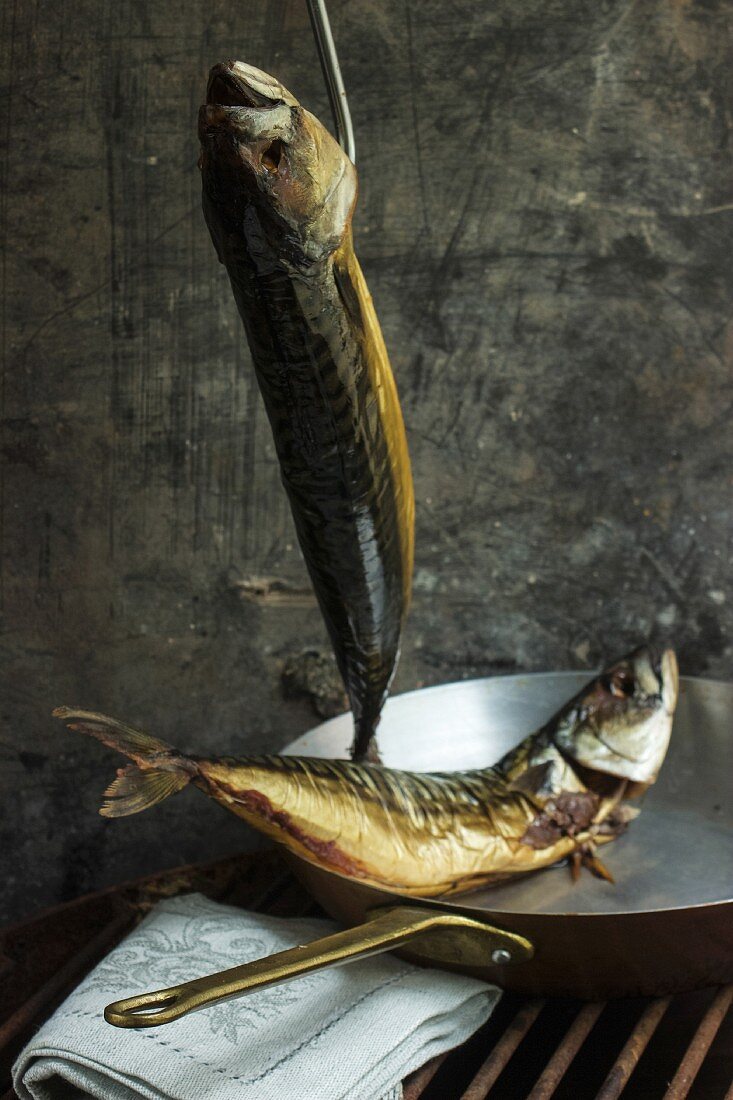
[198,62,414,762]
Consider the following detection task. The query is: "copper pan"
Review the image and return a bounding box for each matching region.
[105,673,733,1027]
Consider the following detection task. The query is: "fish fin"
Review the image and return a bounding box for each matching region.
[508,762,554,804]
[595,803,640,836]
[54,707,193,816]
[584,852,615,884]
[578,843,616,884]
[53,707,174,763]
[570,850,582,882]
[615,804,640,823]
[352,739,383,765]
[100,764,190,818]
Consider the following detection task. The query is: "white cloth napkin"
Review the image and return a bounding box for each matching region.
[14,892,500,1100]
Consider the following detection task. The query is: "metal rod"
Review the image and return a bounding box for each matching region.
[526,1002,606,1100]
[664,985,733,1100]
[305,0,356,164]
[595,997,671,1100]
[461,999,546,1099]
[402,1052,450,1099]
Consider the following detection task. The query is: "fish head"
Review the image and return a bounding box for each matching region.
[551,646,679,784]
[198,61,357,266]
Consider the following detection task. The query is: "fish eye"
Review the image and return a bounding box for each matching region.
[608,669,635,698]
[261,139,284,174]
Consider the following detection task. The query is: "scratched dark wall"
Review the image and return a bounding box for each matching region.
[1,0,731,922]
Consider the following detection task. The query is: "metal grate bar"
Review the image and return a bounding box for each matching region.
[526,1001,606,1100]
[461,999,546,1099]
[403,1051,450,1099]
[595,996,671,1100]
[664,985,733,1100]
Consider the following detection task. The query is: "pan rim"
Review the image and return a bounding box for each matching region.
[290,851,733,919]
[285,671,733,755]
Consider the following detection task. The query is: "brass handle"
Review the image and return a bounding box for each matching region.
[105,905,533,1027]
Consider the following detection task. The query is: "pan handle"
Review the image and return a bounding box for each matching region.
[105,905,533,1028]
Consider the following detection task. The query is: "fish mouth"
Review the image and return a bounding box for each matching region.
[199,61,299,152]
[659,647,679,714]
[628,645,678,712]
[601,644,677,706]
[205,61,299,110]
[207,64,269,109]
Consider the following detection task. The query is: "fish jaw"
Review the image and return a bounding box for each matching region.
[207,61,300,109]
[552,647,679,784]
[198,60,357,267]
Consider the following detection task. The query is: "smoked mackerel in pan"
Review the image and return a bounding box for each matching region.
[198,62,414,762]
[55,646,678,899]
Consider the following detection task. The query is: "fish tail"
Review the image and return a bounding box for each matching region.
[53,707,194,818]
[350,714,382,764]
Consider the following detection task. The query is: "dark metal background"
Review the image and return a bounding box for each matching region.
[1,0,732,922]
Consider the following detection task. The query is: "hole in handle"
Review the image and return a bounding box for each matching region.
[104,988,185,1026]
[125,993,180,1017]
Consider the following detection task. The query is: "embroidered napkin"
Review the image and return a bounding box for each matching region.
[14,892,500,1100]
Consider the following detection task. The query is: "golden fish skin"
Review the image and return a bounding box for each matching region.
[198,62,414,762]
[55,647,678,898]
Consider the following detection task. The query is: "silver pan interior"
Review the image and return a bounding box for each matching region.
[283,673,733,917]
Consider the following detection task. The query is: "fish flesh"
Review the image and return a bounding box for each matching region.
[198,61,414,762]
[55,646,678,898]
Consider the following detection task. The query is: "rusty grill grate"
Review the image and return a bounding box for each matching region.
[1,852,731,1100]
[402,986,733,1100]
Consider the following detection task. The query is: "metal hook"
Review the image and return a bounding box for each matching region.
[306,0,356,165]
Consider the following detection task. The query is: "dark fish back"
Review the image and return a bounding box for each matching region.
[224,244,408,756]
[219,753,514,827]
